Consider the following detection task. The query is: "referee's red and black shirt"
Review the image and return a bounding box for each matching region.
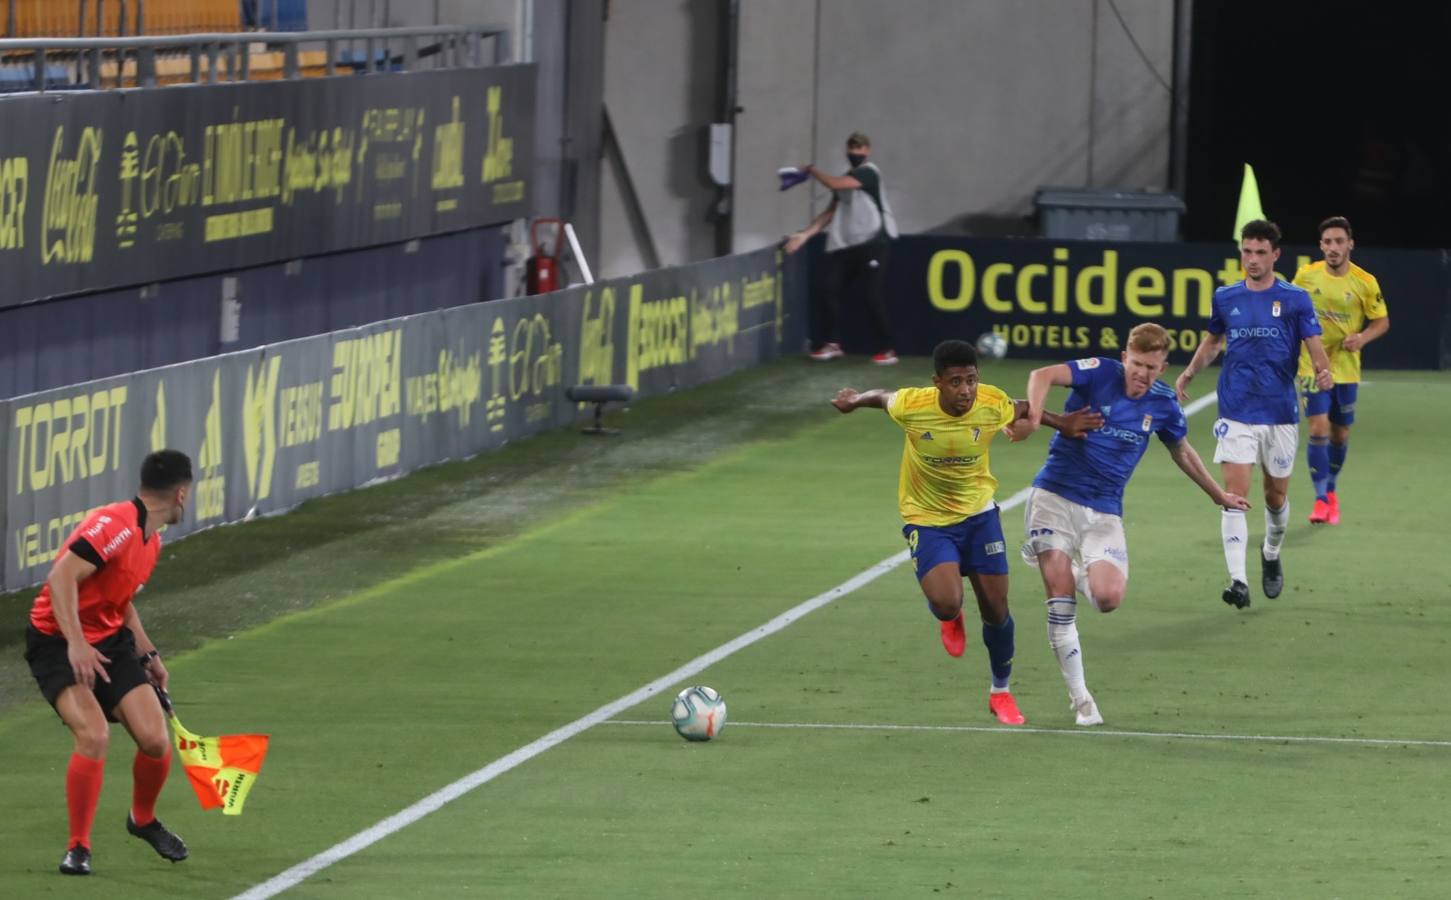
[29,498,162,644]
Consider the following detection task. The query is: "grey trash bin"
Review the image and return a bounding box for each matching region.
[1034,188,1185,242]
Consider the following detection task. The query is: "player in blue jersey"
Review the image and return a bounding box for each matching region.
[1020,323,1250,725]
[1176,220,1333,610]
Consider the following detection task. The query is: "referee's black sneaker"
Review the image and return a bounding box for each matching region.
[59,843,91,875]
[1222,579,1251,609]
[127,814,188,862]
[1262,552,1284,599]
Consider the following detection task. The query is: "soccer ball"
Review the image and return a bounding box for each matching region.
[671,686,728,742]
[976,331,1008,360]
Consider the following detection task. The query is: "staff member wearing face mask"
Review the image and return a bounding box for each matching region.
[784,131,901,366]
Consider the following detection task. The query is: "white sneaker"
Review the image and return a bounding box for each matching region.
[1071,693,1103,727]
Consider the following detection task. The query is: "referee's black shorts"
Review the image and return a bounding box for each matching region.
[24,625,150,722]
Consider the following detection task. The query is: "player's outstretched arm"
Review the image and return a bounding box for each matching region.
[1302,335,1335,390]
[1042,406,1103,439]
[1175,333,1225,403]
[1004,398,1102,441]
[1024,363,1075,431]
[1166,439,1251,510]
[832,388,894,413]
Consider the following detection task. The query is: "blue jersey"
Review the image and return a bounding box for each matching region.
[1032,357,1188,516]
[1209,279,1321,424]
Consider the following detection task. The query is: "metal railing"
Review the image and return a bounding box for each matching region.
[0,24,509,92]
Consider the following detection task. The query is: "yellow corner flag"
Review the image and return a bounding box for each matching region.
[159,690,270,816]
[1233,163,1266,242]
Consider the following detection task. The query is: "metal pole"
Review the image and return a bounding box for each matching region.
[715,0,739,257]
[117,0,127,86]
[382,0,392,68]
[90,0,103,88]
[76,0,87,88]
[7,0,15,39]
[272,0,279,31]
[136,0,144,35]
[1168,0,1193,201]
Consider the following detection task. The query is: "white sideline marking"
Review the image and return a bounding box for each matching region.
[602,719,1451,750]
[236,390,1219,899]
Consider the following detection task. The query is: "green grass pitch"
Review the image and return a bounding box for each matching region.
[1,358,1446,898]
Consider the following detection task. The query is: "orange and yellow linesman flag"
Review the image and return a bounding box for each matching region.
[1233,163,1266,242]
[158,690,270,815]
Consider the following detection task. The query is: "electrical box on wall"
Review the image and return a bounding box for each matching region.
[220,277,241,345]
[709,123,733,187]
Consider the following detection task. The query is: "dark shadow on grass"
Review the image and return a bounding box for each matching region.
[1,355,940,713]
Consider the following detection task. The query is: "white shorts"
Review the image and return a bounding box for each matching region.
[1211,419,1298,478]
[1020,488,1129,578]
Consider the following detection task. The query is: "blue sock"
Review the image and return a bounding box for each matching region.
[981,614,1015,690]
[1307,436,1330,501]
[1328,441,1348,493]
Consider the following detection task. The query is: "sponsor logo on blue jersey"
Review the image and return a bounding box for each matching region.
[1099,426,1146,444]
[1229,326,1283,339]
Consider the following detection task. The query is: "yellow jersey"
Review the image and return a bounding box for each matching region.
[886,384,1018,527]
[1293,261,1388,383]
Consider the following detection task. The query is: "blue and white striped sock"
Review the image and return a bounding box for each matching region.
[1045,597,1087,702]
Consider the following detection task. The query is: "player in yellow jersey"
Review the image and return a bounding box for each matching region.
[1294,217,1389,525]
[832,339,1099,725]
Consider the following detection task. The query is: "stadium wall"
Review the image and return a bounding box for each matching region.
[601,0,1176,278]
[831,235,1451,369]
[0,226,507,400]
[0,245,807,591]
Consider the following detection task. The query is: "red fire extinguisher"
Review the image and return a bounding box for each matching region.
[525,218,564,294]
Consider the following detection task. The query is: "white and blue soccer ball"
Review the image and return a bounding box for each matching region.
[976,331,1008,360]
[671,686,728,742]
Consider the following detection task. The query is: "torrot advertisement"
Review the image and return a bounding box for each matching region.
[0,246,804,589]
[0,65,534,308]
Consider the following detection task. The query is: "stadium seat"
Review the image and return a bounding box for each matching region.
[4,0,244,38]
[0,64,74,93]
